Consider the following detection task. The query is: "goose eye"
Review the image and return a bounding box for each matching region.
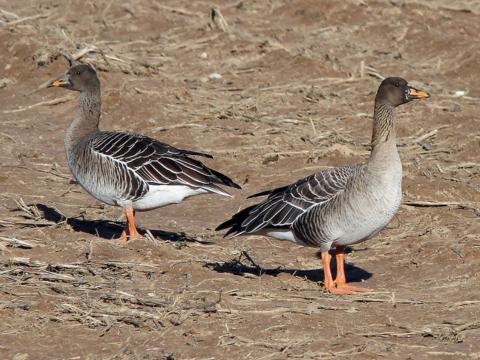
[394,82,400,87]
[75,71,81,75]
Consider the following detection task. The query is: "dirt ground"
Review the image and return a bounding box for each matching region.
[1,0,479,359]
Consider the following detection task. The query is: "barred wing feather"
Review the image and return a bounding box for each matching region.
[90,132,240,201]
[217,165,362,237]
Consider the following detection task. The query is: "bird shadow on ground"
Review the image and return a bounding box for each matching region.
[33,203,200,243]
[205,250,372,284]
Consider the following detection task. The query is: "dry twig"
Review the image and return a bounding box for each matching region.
[209,6,229,32]
[3,13,48,26]
[3,96,73,114]
[0,236,33,249]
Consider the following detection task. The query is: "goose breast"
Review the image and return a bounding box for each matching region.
[331,167,403,247]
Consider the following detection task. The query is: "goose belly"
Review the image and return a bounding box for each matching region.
[132,185,207,211]
[258,228,301,244]
[85,188,118,206]
[69,168,119,206]
[334,184,402,246]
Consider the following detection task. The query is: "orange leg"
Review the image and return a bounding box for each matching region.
[334,246,372,293]
[321,251,356,295]
[119,208,141,242]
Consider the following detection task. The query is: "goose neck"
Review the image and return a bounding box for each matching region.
[371,102,396,147]
[368,102,400,168]
[65,88,101,155]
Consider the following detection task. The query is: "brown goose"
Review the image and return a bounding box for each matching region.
[48,58,240,241]
[217,77,430,294]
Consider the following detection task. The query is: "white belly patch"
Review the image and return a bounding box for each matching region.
[132,185,207,211]
[257,228,300,244]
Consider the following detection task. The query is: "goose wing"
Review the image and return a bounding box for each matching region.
[216,165,362,237]
[90,132,240,198]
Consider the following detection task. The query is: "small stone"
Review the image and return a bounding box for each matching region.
[209,72,222,80]
[13,354,29,360]
[0,78,13,89]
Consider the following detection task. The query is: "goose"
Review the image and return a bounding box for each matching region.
[216,77,430,294]
[48,58,240,241]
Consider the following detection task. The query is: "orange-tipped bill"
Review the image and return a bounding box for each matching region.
[407,86,430,100]
[47,73,70,88]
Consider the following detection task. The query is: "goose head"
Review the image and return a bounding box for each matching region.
[376,77,430,107]
[48,64,99,92]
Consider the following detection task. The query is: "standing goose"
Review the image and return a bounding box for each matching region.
[48,59,240,241]
[217,77,429,294]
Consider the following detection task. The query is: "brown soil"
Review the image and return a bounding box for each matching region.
[1,1,479,359]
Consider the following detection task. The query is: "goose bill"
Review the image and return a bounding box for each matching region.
[48,74,71,88]
[407,87,430,100]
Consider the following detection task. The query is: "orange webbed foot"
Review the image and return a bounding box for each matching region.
[118,207,142,242]
[128,227,141,239]
[118,229,141,242]
[119,230,129,242]
[335,282,373,293]
[323,284,356,295]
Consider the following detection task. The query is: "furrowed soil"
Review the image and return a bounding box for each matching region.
[0,1,479,359]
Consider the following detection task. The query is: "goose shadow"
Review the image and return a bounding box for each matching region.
[205,250,372,284]
[33,203,200,243]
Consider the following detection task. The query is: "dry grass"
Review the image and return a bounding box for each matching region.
[0,0,479,359]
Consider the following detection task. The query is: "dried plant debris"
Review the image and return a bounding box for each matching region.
[0,0,479,359]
